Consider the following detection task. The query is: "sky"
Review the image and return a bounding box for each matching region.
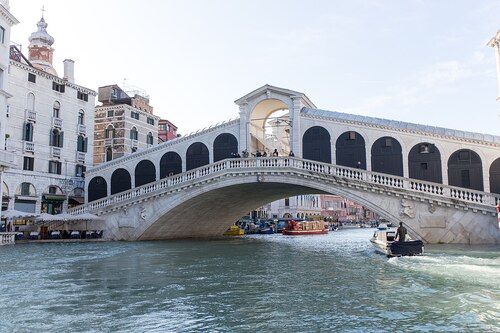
[9,0,500,136]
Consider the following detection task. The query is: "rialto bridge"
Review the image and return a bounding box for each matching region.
[74,85,500,244]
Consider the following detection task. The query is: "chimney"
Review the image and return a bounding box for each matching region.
[63,59,74,83]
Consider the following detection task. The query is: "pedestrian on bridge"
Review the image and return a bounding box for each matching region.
[273,149,279,156]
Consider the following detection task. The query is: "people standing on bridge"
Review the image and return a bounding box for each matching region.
[395,222,407,242]
[242,150,249,158]
[262,151,267,157]
[289,151,295,157]
[273,149,279,157]
[256,151,262,157]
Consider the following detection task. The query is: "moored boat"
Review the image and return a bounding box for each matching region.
[282,220,329,235]
[370,224,424,257]
[223,225,245,236]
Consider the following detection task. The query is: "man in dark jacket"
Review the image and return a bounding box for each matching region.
[396,222,407,242]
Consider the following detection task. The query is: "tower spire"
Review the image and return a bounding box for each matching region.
[27,12,57,76]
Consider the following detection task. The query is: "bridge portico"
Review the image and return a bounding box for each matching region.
[80,85,500,243]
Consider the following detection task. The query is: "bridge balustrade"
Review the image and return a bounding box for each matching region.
[74,157,500,216]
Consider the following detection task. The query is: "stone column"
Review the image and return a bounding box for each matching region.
[487,30,500,100]
[238,102,249,153]
[290,96,302,157]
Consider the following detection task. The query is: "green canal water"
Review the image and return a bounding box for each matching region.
[0,228,498,333]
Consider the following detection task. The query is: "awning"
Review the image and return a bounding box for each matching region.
[15,195,38,201]
[42,194,66,201]
[68,197,84,205]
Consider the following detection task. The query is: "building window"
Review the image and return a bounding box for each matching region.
[106,147,113,162]
[20,182,32,196]
[48,160,62,174]
[130,111,139,120]
[77,91,88,102]
[107,110,114,117]
[23,157,34,171]
[78,110,84,125]
[53,101,60,118]
[28,73,36,83]
[147,117,155,125]
[50,128,64,147]
[0,26,4,44]
[52,82,65,93]
[77,135,87,152]
[105,125,115,139]
[146,132,153,145]
[75,164,86,177]
[159,123,167,131]
[130,127,138,140]
[23,122,34,141]
[285,198,290,207]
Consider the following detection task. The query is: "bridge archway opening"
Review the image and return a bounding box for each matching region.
[111,168,131,195]
[448,149,483,191]
[489,157,500,194]
[249,99,290,156]
[371,137,403,176]
[160,152,182,178]
[213,133,238,162]
[302,126,331,163]
[135,160,156,187]
[336,131,366,169]
[88,177,107,202]
[186,142,209,171]
[408,142,442,183]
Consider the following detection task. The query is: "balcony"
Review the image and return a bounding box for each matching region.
[52,117,62,128]
[77,124,86,135]
[23,141,34,153]
[104,138,115,146]
[51,146,61,158]
[25,109,36,122]
[76,151,85,163]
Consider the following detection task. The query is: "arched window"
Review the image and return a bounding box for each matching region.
[111,168,132,194]
[78,110,84,125]
[135,160,156,186]
[23,122,34,141]
[213,133,238,162]
[448,149,483,191]
[53,101,60,118]
[50,128,63,147]
[408,142,442,183]
[130,127,138,140]
[88,177,107,202]
[302,126,331,163]
[146,132,154,145]
[106,147,113,162]
[26,93,35,111]
[371,136,403,176]
[77,135,87,152]
[160,151,182,178]
[105,125,115,139]
[186,142,209,171]
[336,131,366,169]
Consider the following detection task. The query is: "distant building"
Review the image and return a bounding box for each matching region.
[158,119,178,143]
[4,13,96,217]
[94,84,160,164]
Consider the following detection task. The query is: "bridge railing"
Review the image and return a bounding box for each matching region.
[70,157,500,215]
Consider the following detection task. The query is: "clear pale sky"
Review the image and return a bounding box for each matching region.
[10,0,500,136]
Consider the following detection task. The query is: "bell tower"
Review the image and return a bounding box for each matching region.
[27,10,57,76]
[488,30,500,101]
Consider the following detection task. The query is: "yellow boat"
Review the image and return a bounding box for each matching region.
[223,225,244,236]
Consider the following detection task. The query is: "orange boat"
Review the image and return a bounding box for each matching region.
[282,220,329,235]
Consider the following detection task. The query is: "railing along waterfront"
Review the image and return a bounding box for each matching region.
[0,232,16,245]
[70,157,500,215]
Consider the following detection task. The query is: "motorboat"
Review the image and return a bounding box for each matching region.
[223,225,245,236]
[370,224,424,257]
[282,220,329,235]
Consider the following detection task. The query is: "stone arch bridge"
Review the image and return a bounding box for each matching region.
[76,85,500,243]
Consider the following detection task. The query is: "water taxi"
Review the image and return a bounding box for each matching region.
[223,225,245,236]
[282,220,329,235]
[370,224,424,257]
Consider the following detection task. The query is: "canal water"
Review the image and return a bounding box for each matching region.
[0,228,498,333]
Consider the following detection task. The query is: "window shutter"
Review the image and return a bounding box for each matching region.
[84,137,88,153]
[49,129,54,146]
[59,131,64,148]
[23,122,27,140]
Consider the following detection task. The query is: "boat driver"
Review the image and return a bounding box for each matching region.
[395,222,407,242]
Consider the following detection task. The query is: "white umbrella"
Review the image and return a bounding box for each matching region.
[68,212,102,221]
[37,212,69,222]
[2,209,36,219]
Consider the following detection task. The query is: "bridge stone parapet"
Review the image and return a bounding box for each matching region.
[71,157,499,244]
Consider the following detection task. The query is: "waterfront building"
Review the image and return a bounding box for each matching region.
[93,84,160,164]
[158,119,178,143]
[3,14,96,219]
[488,29,500,101]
